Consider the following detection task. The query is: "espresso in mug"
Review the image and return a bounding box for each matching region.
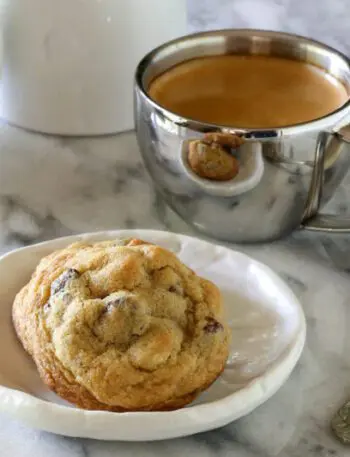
[148,55,349,128]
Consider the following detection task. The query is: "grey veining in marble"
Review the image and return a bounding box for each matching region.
[188,0,350,54]
[1,1,350,456]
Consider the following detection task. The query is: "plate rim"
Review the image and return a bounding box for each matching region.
[0,229,307,440]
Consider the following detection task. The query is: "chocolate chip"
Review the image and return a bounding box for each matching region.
[51,268,80,295]
[203,317,223,334]
[168,284,183,295]
[213,142,232,154]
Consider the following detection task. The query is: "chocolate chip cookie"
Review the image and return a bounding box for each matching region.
[13,239,231,411]
[187,133,242,181]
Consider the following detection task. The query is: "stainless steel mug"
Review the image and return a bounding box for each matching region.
[135,30,350,243]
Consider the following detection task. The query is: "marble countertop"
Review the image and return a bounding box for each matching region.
[1,129,350,457]
[2,1,350,456]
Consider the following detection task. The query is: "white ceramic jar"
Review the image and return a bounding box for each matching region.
[0,0,187,135]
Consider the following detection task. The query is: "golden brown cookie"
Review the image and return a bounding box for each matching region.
[188,139,239,181]
[13,239,231,412]
[203,132,244,149]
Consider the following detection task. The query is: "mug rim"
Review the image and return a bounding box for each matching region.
[135,29,350,138]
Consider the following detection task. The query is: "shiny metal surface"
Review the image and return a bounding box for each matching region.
[135,30,350,243]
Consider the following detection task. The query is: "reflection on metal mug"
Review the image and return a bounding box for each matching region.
[179,140,264,198]
[134,30,350,243]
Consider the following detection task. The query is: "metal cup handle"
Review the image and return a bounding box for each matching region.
[302,127,350,232]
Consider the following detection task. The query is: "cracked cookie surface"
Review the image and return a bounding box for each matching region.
[12,238,230,411]
[188,133,242,181]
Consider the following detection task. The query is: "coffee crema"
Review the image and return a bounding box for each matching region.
[148,55,349,128]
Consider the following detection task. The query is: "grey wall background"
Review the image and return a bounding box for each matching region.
[188,0,350,55]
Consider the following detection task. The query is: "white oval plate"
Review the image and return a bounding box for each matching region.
[0,230,306,441]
